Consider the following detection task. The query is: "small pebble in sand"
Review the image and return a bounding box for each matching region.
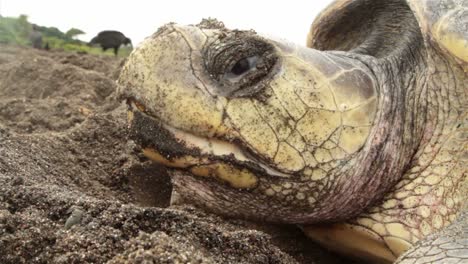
[11,177,24,186]
[65,208,84,230]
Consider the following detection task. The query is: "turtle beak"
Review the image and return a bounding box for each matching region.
[124,97,264,189]
[117,23,230,139]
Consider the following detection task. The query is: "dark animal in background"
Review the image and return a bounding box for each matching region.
[89,30,132,56]
[29,25,43,49]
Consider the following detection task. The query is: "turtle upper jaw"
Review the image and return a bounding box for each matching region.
[126,99,291,189]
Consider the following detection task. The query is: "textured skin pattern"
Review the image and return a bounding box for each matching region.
[351,45,467,257]
[396,211,467,264]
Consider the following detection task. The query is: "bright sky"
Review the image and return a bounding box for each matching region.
[0,0,333,46]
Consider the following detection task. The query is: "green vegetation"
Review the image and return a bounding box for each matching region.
[0,15,131,57]
[65,28,85,39]
[0,15,31,45]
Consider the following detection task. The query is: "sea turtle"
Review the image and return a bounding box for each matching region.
[117,0,467,263]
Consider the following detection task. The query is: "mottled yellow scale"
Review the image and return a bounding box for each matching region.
[226,99,279,159]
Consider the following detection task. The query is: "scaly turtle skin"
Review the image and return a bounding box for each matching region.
[117,0,467,263]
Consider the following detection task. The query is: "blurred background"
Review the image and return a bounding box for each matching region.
[0,0,333,57]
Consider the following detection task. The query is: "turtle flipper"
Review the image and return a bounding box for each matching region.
[395,210,467,264]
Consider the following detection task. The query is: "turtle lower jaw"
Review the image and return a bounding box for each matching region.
[125,99,290,188]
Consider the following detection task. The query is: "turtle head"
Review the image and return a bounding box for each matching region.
[118,1,424,222]
[117,19,380,223]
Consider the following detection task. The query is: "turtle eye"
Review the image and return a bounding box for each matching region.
[204,33,277,97]
[225,56,258,82]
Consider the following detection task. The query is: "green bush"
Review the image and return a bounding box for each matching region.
[0,16,30,45]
